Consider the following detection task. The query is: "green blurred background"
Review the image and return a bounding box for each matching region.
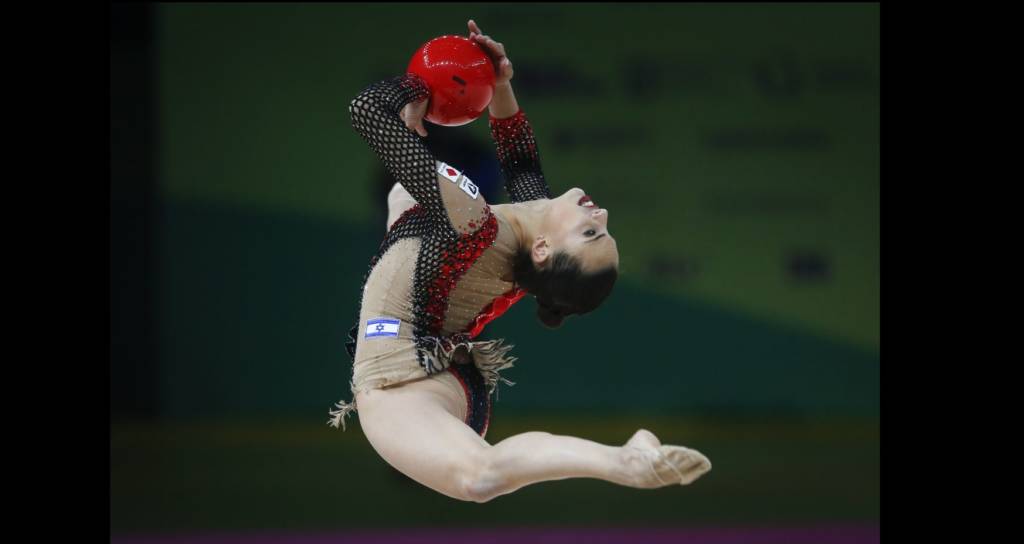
[111,2,878,539]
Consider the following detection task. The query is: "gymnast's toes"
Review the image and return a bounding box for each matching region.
[659,445,712,485]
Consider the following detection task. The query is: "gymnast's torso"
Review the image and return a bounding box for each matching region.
[350,172,524,394]
[329,74,550,431]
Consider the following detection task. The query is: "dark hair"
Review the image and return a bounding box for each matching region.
[512,250,618,329]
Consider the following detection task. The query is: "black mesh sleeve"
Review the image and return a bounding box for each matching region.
[489,110,552,202]
[349,75,450,227]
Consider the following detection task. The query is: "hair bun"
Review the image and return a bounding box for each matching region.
[536,303,565,329]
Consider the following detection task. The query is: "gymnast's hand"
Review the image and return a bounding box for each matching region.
[399,96,429,137]
[468,19,513,86]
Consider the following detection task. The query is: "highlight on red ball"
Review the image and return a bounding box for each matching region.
[407,35,496,127]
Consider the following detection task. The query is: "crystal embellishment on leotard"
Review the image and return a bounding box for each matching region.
[421,207,498,335]
[490,111,551,202]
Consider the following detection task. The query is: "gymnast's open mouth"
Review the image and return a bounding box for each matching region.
[578,195,597,208]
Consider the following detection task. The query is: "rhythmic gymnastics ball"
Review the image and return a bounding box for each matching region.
[407,35,495,127]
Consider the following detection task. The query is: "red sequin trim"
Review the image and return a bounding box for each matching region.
[388,203,420,233]
[424,206,499,334]
[446,366,474,426]
[465,287,527,339]
[489,110,538,161]
[483,399,491,439]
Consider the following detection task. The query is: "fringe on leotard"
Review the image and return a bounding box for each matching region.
[418,335,518,399]
[327,336,517,431]
[328,377,359,431]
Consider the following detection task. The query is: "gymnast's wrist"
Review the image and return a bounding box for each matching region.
[488,83,519,119]
[397,73,430,110]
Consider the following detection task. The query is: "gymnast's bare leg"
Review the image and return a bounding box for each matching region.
[355,375,711,503]
[376,188,711,500]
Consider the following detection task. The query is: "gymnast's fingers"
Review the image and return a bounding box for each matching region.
[473,34,505,58]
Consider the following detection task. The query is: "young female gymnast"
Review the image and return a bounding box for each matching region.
[329,20,711,503]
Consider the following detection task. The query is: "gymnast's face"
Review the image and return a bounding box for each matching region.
[535,187,619,273]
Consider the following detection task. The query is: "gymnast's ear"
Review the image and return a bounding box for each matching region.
[531,236,550,269]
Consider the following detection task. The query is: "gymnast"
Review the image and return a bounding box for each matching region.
[330,19,711,503]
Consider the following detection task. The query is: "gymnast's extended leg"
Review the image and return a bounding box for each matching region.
[355,374,711,503]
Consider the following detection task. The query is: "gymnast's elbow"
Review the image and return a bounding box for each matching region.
[348,96,363,126]
[348,93,377,129]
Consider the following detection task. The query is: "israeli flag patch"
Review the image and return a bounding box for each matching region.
[365,317,401,339]
[437,162,461,184]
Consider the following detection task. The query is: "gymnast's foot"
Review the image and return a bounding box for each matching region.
[621,429,712,489]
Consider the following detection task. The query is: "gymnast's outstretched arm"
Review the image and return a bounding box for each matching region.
[469,22,553,203]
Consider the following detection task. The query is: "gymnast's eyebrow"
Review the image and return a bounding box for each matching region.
[586,234,607,243]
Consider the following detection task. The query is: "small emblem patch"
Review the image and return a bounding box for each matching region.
[365,318,400,338]
[459,177,479,199]
[437,162,461,184]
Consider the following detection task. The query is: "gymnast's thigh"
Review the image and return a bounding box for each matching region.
[355,373,491,498]
[386,183,417,230]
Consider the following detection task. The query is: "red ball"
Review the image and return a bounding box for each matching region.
[407,35,495,127]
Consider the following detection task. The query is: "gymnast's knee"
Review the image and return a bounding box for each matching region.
[457,451,503,504]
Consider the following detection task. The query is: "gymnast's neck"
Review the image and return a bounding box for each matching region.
[490,199,550,254]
